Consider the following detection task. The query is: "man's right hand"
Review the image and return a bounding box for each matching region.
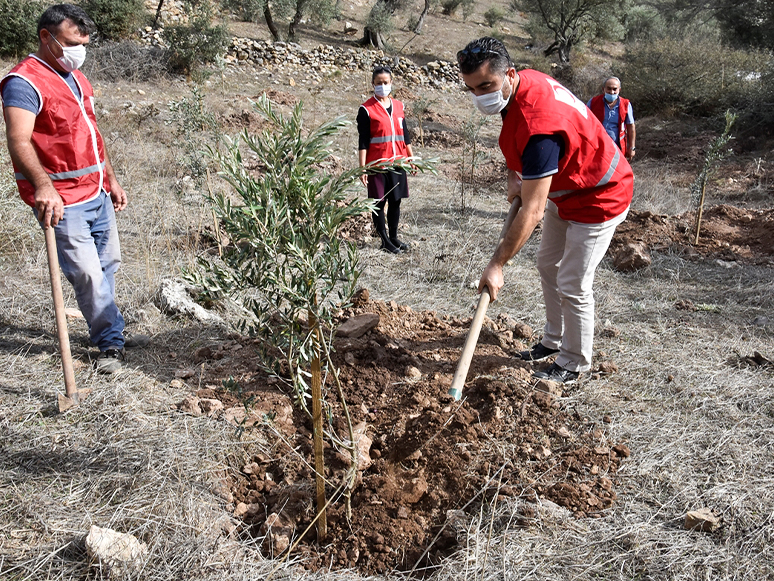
[35,184,64,228]
[478,261,504,302]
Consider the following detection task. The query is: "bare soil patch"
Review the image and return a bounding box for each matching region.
[612,205,774,264]
[186,294,629,575]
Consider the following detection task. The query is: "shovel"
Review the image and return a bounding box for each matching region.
[45,227,90,412]
[448,198,522,401]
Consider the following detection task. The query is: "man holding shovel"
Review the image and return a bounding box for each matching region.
[2,4,142,374]
[458,38,633,384]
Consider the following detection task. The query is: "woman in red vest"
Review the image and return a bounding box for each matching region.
[357,66,414,254]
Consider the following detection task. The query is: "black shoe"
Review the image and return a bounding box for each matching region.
[390,237,409,251]
[533,362,579,384]
[124,332,150,348]
[95,348,125,374]
[517,342,559,362]
[379,236,402,254]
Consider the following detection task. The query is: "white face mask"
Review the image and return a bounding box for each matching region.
[50,35,86,72]
[374,84,392,98]
[471,75,509,115]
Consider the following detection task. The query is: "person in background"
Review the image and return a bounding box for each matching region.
[587,76,636,161]
[357,65,414,254]
[1,4,147,374]
[458,37,633,384]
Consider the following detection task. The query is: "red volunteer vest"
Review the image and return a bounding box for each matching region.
[361,96,409,164]
[589,94,630,153]
[500,70,633,223]
[1,55,109,208]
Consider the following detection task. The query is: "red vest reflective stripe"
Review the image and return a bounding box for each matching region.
[499,70,633,223]
[589,94,630,153]
[361,96,409,165]
[1,56,109,208]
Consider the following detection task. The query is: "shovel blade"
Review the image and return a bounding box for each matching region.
[57,388,91,413]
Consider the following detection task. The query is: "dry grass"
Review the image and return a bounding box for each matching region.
[1,43,774,581]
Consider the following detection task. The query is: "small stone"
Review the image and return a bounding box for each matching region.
[405,365,422,379]
[397,506,409,519]
[684,508,720,532]
[612,444,631,458]
[85,526,147,577]
[557,426,571,438]
[337,313,380,338]
[612,242,651,272]
[344,351,356,366]
[175,368,195,379]
[65,307,84,319]
[597,361,618,374]
[752,316,769,326]
[234,502,249,517]
[177,396,201,416]
[513,322,533,339]
[199,398,223,416]
[169,379,184,389]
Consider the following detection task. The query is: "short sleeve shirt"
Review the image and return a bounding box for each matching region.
[1,70,81,114]
[586,97,634,146]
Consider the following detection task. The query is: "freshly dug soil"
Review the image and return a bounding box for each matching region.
[181,202,772,575]
[189,295,629,575]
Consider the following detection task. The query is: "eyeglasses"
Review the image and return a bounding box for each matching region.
[456,47,500,64]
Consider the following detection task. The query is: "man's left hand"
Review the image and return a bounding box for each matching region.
[626,149,635,161]
[110,183,127,212]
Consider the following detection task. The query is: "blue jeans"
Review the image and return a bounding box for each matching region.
[36,191,125,351]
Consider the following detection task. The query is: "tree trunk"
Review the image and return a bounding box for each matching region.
[414,0,430,33]
[361,27,385,49]
[153,0,165,28]
[264,5,281,41]
[288,0,307,41]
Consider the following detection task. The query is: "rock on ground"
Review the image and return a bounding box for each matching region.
[156,279,223,323]
[85,525,147,577]
[612,242,652,272]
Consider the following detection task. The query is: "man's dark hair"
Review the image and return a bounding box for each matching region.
[457,37,512,76]
[372,66,392,82]
[38,4,96,36]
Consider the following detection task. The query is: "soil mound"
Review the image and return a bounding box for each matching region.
[189,298,630,575]
[612,205,774,264]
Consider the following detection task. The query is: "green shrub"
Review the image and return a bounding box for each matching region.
[484,6,504,28]
[440,0,458,14]
[221,0,265,22]
[619,34,771,117]
[365,1,394,36]
[0,0,44,59]
[80,0,146,40]
[164,11,229,77]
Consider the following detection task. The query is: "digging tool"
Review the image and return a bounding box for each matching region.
[448,198,522,401]
[45,227,90,412]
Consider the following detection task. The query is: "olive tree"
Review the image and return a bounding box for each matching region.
[190,95,433,540]
[512,0,622,62]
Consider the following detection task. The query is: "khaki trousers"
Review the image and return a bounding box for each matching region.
[536,201,629,372]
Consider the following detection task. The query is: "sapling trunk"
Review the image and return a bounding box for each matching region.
[694,181,707,245]
[309,308,327,542]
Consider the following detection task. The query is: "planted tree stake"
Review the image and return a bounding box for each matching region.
[309,310,327,542]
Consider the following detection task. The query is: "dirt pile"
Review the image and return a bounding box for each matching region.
[611,205,774,264]
[183,296,630,575]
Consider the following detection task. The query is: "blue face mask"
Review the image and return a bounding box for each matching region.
[604,93,617,103]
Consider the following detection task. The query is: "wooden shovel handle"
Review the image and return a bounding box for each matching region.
[448,287,491,400]
[45,227,77,398]
[448,198,522,401]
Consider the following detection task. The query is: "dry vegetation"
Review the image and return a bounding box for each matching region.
[1,4,774,579]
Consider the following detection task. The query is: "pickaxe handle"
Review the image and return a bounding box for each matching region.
[448,197,522,400]
[45,227,77,400]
